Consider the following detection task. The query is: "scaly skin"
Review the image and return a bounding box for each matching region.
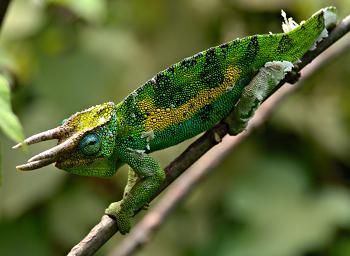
[14,7,337,234]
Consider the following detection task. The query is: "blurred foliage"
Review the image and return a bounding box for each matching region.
[0,74,23,143]
[0,0,349,256]
[0,72,24,185]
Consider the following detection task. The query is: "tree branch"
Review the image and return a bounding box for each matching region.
[67,14,350,256]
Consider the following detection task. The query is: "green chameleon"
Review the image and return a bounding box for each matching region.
[14,7,337,234]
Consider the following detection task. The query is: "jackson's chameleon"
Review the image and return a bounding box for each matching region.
[14,7,337,234]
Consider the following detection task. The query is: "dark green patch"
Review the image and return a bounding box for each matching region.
[242,35,259,64]
[277,34,294,54]
[120,94,146,127]
[219,42,230,59]
[316,12,325,29]
[152,67,197,108]
[198,104,214,122]
[219,42,229,50]
[180,57,197,68]
[154,71,172,88]
[167,65,175,74]
[200,47,224,89]
[127,135,135,142]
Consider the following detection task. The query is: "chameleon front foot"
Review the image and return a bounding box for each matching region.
[105,201,132,234]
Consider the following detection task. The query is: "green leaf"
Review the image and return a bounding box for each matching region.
[0,143,2,186]
[0,75,24,143]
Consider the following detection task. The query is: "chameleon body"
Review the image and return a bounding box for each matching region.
[14,7,337,234]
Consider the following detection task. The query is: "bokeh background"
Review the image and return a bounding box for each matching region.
[1,0,350,255]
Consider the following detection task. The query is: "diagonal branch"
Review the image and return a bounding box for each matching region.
[67,14,350,256]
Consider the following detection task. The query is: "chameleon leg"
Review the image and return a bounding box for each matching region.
[224,61,294,135]
[105,148,165,234]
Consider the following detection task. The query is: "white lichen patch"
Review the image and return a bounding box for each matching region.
[226,85,234,91]
[264,61,293,83]
[232,60,294,130]
[264,61,293,74]
[99,117,107,123]
[323,7,337,28]
[141,130,155,151]
[311,29,328,50]
[281,10,299,33]
[253,61,293,101]
[131,91,138,104]
[127,147,146,156]
[311,7,337,50]
[311,8,337,50]
[141,130,155,140]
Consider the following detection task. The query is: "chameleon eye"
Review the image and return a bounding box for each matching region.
[79,133,101,156]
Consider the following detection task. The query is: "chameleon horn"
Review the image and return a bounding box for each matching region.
[27,133,80,163]
[16,158,57,171]
[12,126,69,149]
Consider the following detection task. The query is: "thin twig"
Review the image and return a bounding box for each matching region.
[67,14,350,256]
[0,0,11,29]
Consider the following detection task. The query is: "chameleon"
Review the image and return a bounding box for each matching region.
[14,7,337,234]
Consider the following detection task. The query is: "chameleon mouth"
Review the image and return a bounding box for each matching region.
[13,126,76,171]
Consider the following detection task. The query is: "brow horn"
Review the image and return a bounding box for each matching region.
[12,126,70,149]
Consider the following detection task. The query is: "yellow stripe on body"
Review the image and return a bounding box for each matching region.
[138,65,241,131]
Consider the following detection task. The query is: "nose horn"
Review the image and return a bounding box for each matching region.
[27,133,80,162]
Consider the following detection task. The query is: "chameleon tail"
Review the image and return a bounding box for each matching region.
[234,7,337,74]
[273,6,337,62]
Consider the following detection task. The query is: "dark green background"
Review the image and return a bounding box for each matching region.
[1,0,350,255]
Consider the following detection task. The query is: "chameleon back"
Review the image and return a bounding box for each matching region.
[115,7,335,152]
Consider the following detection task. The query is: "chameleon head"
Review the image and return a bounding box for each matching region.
[14,102,120,177]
